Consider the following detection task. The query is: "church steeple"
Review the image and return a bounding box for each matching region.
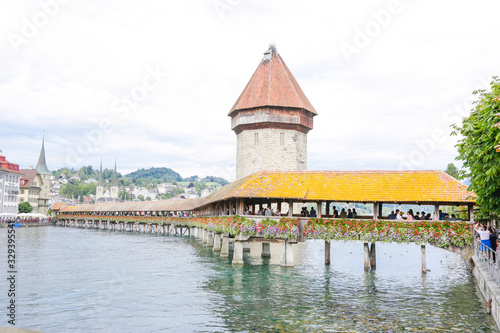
[96,158,104,201]
[110,159,119,199]
[98,158,103,187]
[35,134,50,175]
[112,159,117,187]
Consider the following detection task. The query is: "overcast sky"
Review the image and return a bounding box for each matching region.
[0,0,498,181]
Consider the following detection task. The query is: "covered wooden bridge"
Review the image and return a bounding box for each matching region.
[55,170,476,270]
[56,170,476,220]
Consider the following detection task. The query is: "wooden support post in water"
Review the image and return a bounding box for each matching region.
[370,242,376,267]
[206,232,214,248]
[325,241,331,265]
[232,242,244,265]
[261,243,271,258]
[421,244,426,274]
[213,233,221,252]
[220,236,230,258]
[364,242,371,270]
[280,241,295,267]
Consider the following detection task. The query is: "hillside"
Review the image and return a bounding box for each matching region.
[51,165,230,202]
[126,167,182,182]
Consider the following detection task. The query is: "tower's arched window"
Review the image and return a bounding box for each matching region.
[255,133,259,145]
[280,132,284,146]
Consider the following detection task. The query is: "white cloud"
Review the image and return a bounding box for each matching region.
[0,0,499,180]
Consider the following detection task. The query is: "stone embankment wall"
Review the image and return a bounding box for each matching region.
[472,257,500,330]
[0,222,55,228]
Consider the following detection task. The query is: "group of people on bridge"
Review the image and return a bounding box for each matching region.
[387,209,460,221]
[0,217,54,223]
[475,222,499,262]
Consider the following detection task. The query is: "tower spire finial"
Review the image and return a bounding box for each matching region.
[263,43,277,60]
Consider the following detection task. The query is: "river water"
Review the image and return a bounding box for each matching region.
[1,226,498,332]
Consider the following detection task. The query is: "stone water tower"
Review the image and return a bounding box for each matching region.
[229,45,317,179]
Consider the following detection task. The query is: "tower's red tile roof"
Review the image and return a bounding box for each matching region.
[229,45,317,116]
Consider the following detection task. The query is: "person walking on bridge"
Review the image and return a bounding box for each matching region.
[477,225,491,257]
[489,227,498,263]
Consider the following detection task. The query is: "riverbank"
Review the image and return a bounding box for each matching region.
[472,255,500,330]
[1,226,496,332]
[0,221,56,228]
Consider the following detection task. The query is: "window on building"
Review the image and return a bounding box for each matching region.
[280,132,284,146]
[254,133,259,145]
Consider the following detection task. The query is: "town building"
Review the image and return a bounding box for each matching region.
[0,150,22,218]
[201,187,215,197]
[96,159,104,200]
[229,44,317,179]
[96,159,120,202]
[19,167,44,213]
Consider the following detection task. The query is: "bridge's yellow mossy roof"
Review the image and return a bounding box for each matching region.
[59,170,475,214]
[221,170,476,204]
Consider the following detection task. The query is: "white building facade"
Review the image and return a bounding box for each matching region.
[0,150,22,219]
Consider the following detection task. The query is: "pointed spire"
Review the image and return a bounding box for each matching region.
[35,134,50,175]
[98,158,103,186]
[112,159,118,187]
[229,44,317,116]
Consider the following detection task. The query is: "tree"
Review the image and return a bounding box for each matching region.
[138,195,145,201]
[83,183,97,196]
[445,163,460,179]
[452,76,500,215]
[18,201,33,213]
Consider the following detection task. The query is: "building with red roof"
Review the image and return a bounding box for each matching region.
[19,167,45,213]
[0,150,22,218]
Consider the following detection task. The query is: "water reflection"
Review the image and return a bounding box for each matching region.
[199,240,499,332]
[2,227,498,332]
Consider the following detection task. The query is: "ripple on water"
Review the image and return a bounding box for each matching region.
[1,227,498,332]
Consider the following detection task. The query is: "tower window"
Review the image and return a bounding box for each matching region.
[280,132,284,146]
[254,133,259,145]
